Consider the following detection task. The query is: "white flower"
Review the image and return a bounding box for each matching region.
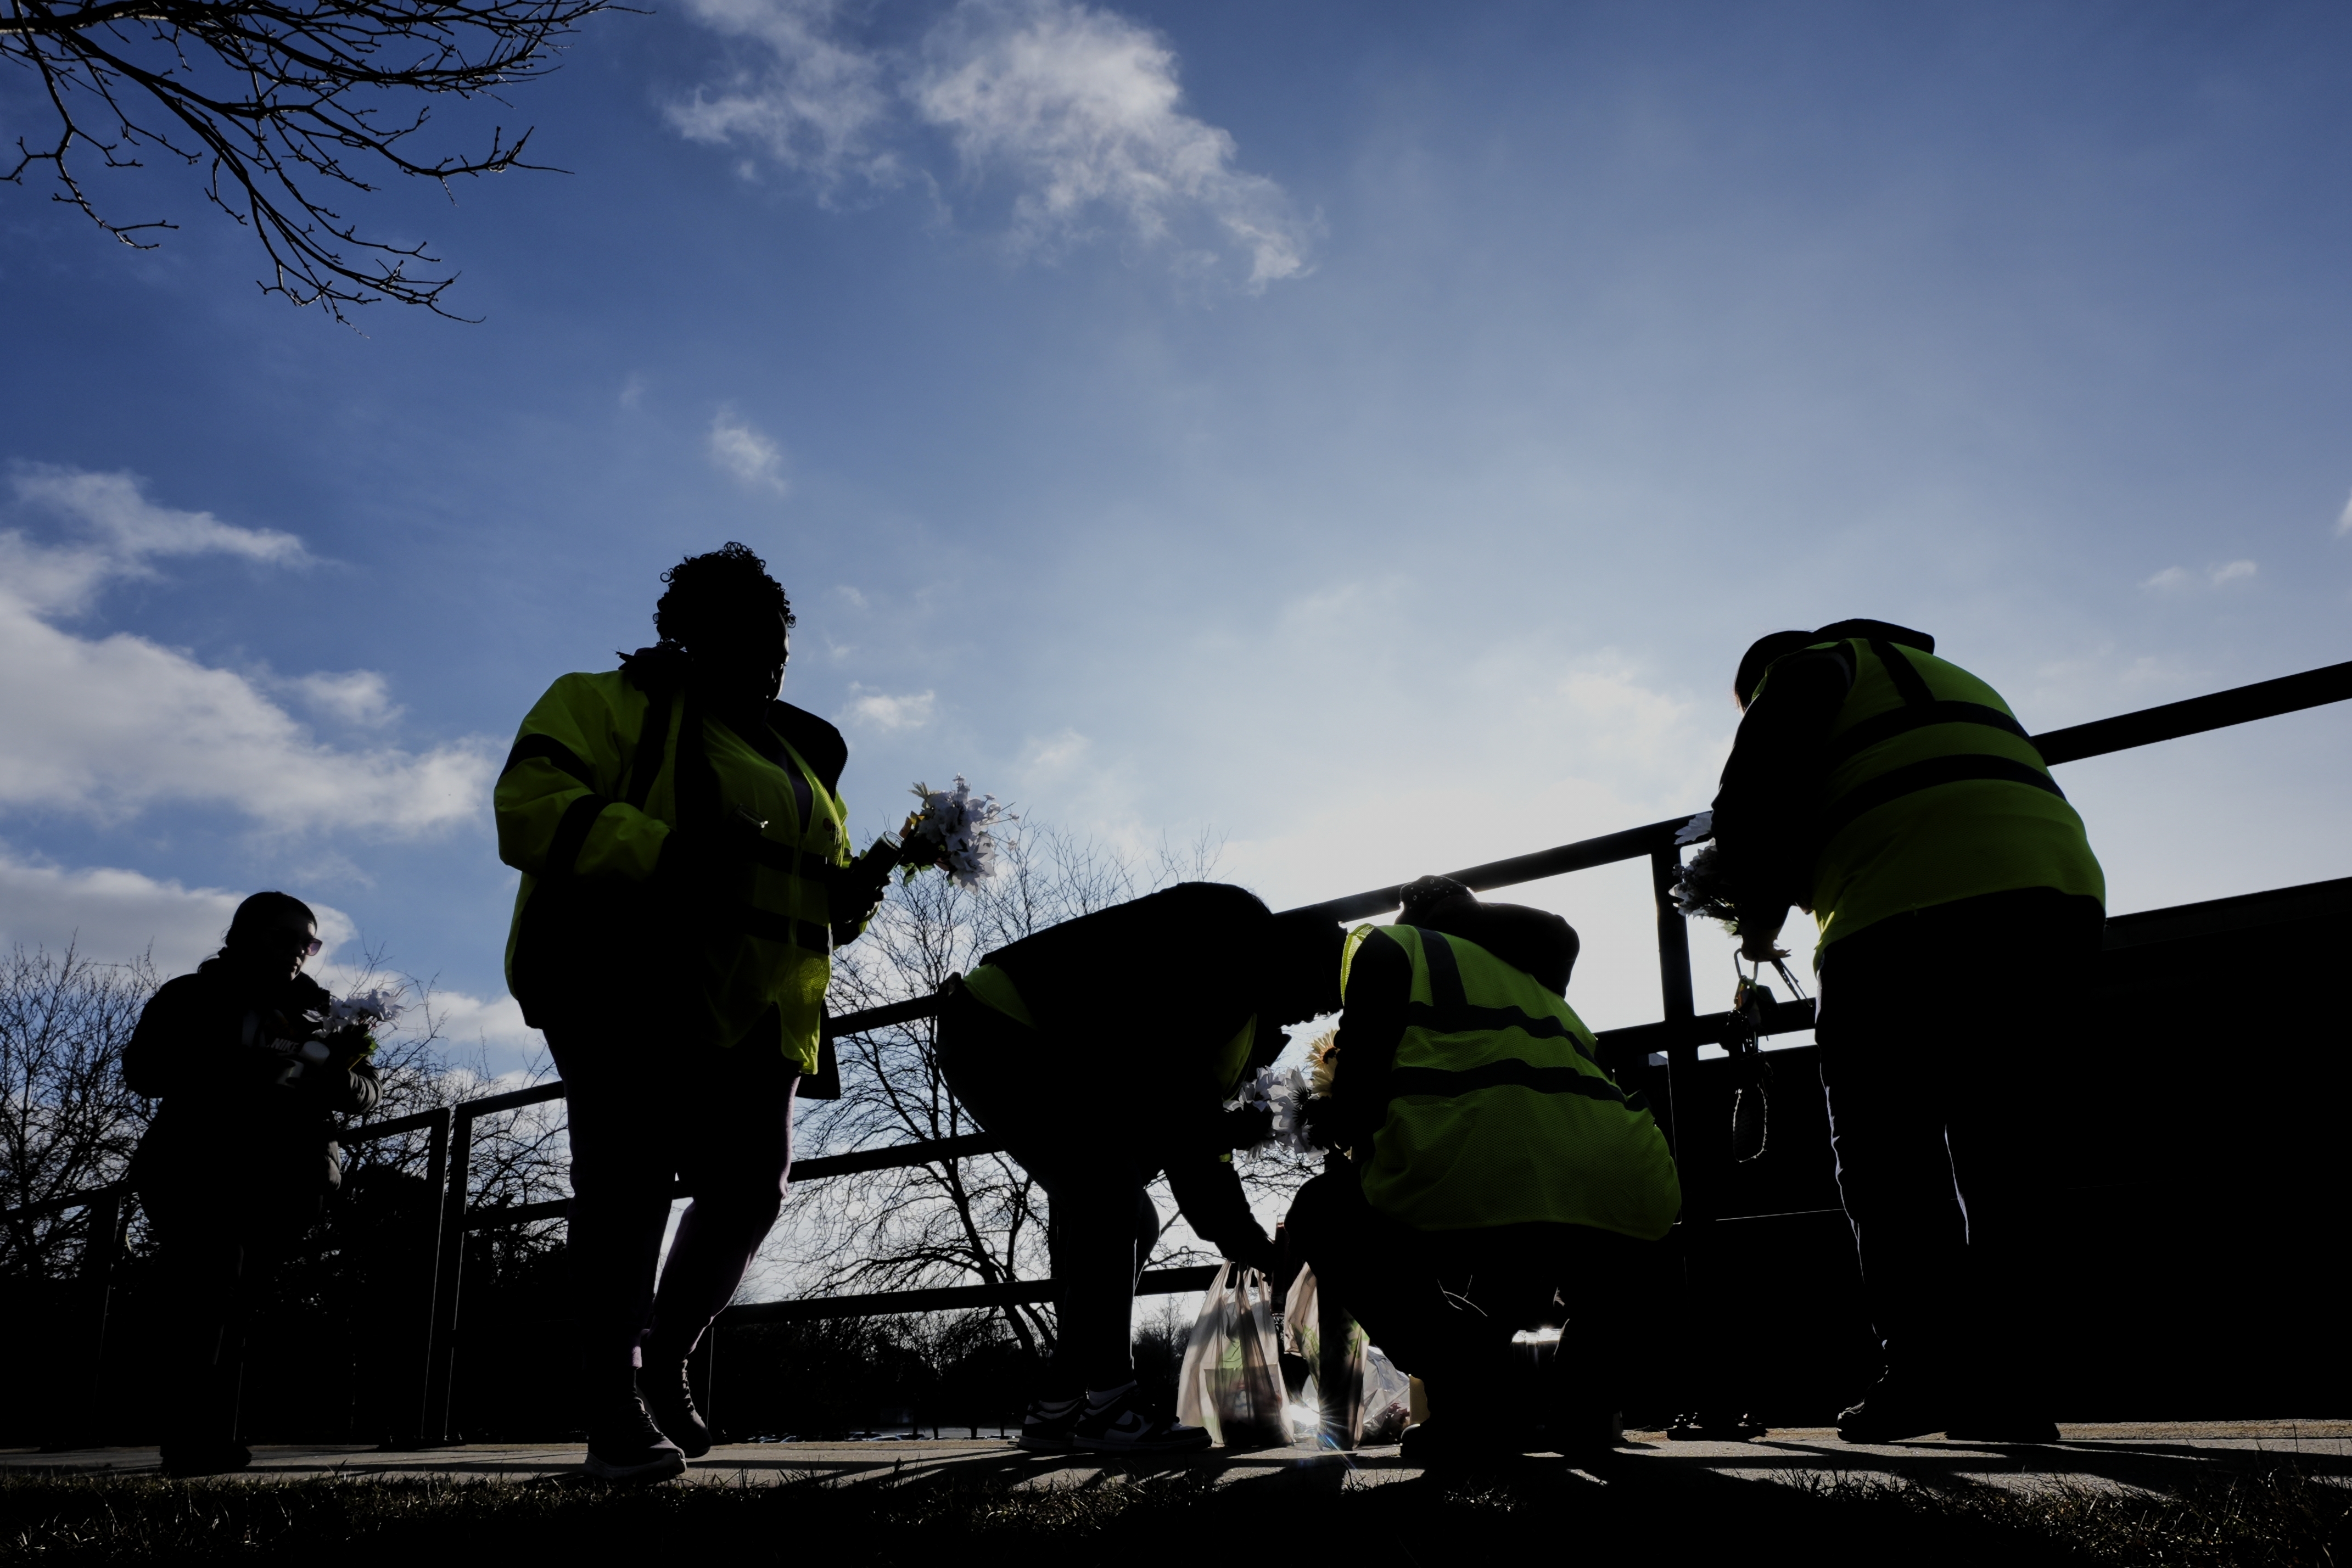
[1674,810,1714,846]
[1234,1063,1314,1155]
[904,775,1016,886]
[329,988,402,1028]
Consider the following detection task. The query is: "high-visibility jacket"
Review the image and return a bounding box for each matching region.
[496,648,856,1071]
[1344,924,1681,1240]
[1778,636,2104,950]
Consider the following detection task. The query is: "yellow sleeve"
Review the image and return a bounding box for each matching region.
[494,673,673,884]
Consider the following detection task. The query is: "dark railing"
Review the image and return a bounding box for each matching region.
[9,657,2348,1443]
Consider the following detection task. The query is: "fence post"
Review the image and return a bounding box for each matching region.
[421,1108,475,1444]
[1648,841,1699,1163]
[66,1185,126,1448]
[398,1106,453,1446]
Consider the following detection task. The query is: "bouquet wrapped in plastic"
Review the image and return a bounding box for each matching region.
[845,776,1016,892]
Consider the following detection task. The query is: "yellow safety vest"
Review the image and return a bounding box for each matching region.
[1344,925,1681,1240]
[496,663,853,1071]
[1783,637,2104,951]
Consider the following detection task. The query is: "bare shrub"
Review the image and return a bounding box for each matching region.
[0,942,155,1277]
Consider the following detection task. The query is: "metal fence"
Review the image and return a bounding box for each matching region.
[11,656,2350,1444]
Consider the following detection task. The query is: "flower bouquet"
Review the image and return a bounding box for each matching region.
[845,775,1016,891]
[1666,810,1738,928]
[321,989,399,1065]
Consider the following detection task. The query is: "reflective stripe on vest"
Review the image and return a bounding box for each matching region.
[1799,638,2103,949]
[1345,924,1681,1241]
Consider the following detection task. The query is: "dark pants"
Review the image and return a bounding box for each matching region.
[1815,887,2102,1393]
[934,990,1160,1392]
[1285,1167,1653,1424]
[136,1173,320,1452]
[545,1025,798,1381]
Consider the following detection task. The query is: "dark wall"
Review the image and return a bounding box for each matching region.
[1630,876,2352,1424]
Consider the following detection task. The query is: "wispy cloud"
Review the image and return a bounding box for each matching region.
[709,410,790,491]
[669,0,901,193]
[3,463,310,618]
[0,847,357,976]
[846,685,938,730]
[287,670,404,728]
[667,0,1313,291]
[2337,490,2351,535]
[0,467,496,837]
[2141,560,2256,590]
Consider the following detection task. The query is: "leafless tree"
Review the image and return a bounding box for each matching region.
[0,942,155,1277]
[1,937,568,1283]
[775,826,1227,1357]
[326,951,569,1228]
[3,0,615,320]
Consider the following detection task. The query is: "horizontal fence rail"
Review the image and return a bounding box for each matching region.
[7,653,2346,1442]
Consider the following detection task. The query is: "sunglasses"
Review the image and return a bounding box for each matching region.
[282,930,323,957]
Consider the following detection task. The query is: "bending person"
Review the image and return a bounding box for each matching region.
[124,892,382,1478]
[496,543,890,1482]
[934,882,1343,1454]
[1707,619,2103,1443]
[1287,877,1680,1464]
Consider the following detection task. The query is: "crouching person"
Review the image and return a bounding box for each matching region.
[934,882,1343,1454]
[1287,876,1680,1464]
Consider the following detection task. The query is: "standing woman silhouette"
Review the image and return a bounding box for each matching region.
[123,892,381,1476]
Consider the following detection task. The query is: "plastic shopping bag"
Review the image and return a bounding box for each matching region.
[1358,1346,1413,1444]
[1176,1261,1287,1449]
[1279,1265,1414,1448]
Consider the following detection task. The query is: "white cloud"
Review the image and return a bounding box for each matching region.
[668,0,1312,290]
[2337,491,2352,535]
[409,987,545,1057]
[2141,561,2256,591]
[0,847,357,975]
[910,0,1312,288]
[709,411,790,491]
[845,685,938,730]
[3,464,310,619]
[0,467,497,836]
[668,0,902,192]
[286,670,403,728]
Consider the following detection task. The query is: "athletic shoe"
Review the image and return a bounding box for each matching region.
[584,1384,688,1484]
[642,1358,714,1458]
[1069,1387,1212,1454]
[1836,1369,1952,1444]
[1018,1393,1084,1453]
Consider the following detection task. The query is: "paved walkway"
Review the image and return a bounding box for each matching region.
[8,1422,2348,1496]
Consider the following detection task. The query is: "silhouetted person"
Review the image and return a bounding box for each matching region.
[1709,620,2104,1443]
[124,891,381,1478]
[496,543,891,1483]
[933,883,1343,1453]
[1286,877,1680,1463]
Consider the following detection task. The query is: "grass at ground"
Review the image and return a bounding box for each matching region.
[1,1459,2343,1565]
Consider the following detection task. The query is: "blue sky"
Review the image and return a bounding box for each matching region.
[4,0,2349,1069]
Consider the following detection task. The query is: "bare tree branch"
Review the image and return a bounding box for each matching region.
[0,941,154,1276]
[762,825,1284,1354]
[3,0,623,321]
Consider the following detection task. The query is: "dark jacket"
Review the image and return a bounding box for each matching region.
[1709,645,1853,942]
[981,881,1284,1263]
[125,962,383,1196]
[1324,927,1414,1156]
